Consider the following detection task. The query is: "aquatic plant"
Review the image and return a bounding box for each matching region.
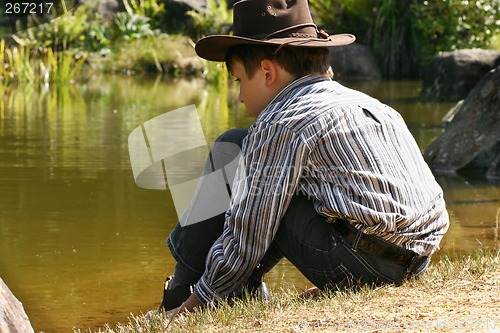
[0,39,87,86]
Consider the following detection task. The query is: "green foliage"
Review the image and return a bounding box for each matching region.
[111,12,155,42]
[12,0,160,51]
[492,34,500,50]
[413,0,500,52]
[203,61,227,83]
[187,0,232,38]
[309,0,500,78]
[87,24,112,52]
[123,0,165,29]
[309,0,373,39]
[13,3,90,50]
[184,0,233,80]
[372,0,422,78]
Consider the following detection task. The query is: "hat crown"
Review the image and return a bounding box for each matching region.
[194,0,355,62]
[233,0,317,40]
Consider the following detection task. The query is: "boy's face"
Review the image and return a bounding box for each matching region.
[230,59,276,117]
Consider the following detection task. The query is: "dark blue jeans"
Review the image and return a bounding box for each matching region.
[167,128,429,291]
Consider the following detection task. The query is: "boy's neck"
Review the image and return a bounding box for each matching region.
[265,62,297,98]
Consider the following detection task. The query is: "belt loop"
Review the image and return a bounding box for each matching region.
[351,228,363,252]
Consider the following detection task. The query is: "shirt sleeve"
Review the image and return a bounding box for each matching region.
[194,122,309,304]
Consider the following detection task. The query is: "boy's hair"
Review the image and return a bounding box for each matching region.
[225,45,331,79]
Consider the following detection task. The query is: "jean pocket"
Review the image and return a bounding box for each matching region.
[308,263,355,289]
[308,242,404,289]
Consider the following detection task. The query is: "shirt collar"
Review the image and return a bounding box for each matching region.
[258,74,332,119]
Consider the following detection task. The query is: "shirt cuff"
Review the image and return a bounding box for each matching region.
[193,275,220,306]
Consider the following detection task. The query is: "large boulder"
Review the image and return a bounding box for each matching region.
[329,43,382,81]
[0,279,34,333]
[421,49,500,102]
[424,66,500,181]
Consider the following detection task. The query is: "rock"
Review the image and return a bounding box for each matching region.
[421,49,500,102]
[78,0,124,18]
[424,66,500,181]
[329,43,382,81]
[0,278,35,333]
[487,151,500,180]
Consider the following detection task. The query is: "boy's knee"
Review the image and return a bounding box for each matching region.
[216,128,248,147]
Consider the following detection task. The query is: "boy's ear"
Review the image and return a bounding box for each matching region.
[260,59,278,86]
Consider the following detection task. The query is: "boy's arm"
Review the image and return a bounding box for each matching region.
[194,123,308,305]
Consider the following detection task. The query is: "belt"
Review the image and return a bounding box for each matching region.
[333,219,427,270]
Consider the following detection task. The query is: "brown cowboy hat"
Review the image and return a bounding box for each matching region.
[195,0,356,62]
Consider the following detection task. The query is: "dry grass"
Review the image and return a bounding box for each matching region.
[84,249,500,333]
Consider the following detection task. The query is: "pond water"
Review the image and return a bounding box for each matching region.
[0,75,498,332]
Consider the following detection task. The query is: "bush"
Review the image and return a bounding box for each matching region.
[111,12,155,42]
[186,0,233,38]
[413,0,500,53]
[12,4,91,50]
[103,35,197,74]
[123,0,165,29]
[310,0,500,78]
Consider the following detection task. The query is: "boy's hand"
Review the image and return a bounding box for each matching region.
[180,293,205,312]
[299,286,320,298]
[166,293,205,320]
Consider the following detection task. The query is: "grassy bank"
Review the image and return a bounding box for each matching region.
[83,249,500,333]
[88,34,202,76]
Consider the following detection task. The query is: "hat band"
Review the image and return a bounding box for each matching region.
[246,23,319,40]
[272,37,333,54]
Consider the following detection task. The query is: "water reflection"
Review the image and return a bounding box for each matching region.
[434,173,499,257]
[0,76,498,332]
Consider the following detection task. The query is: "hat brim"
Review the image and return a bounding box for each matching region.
[195,34,356,62]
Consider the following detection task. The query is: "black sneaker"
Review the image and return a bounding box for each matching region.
[145,275,194,320]
[232,267,271,301]
[160,275,194,312]
[146,272,270,320]
[243,279,271,301]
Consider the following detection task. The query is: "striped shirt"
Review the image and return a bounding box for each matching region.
[194,74,449,304]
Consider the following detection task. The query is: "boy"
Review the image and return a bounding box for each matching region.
[157,0,449,316]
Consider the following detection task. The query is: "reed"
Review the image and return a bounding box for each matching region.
[0,40,87,86]
[371,0,422,78]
